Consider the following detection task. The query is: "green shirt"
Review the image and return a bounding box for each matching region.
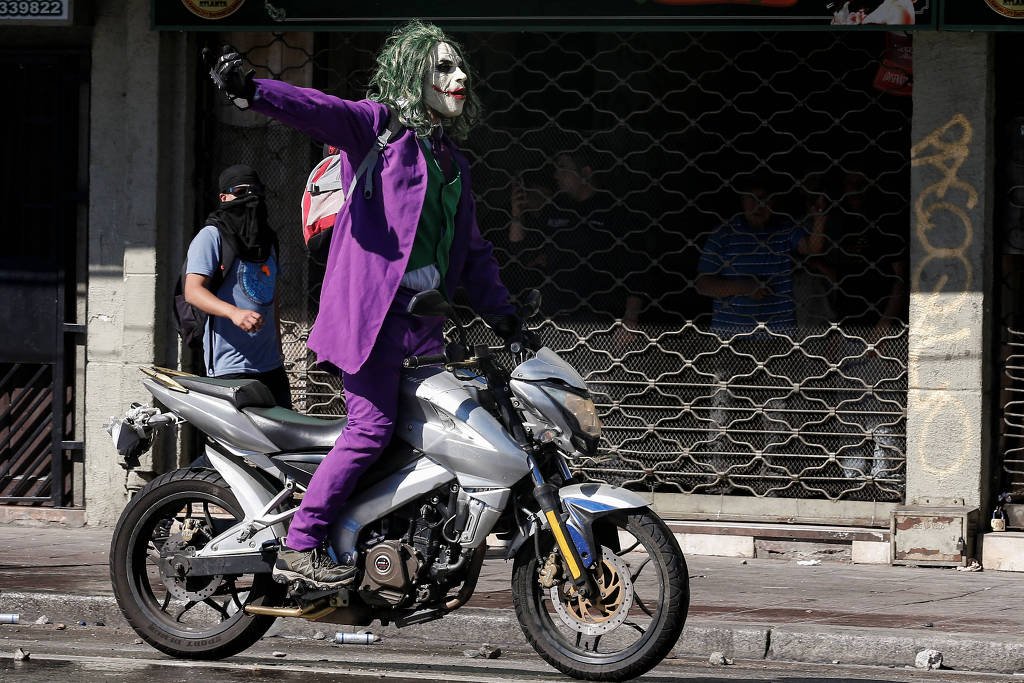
[406,139,462,286]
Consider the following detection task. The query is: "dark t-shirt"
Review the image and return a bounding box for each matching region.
[507,192,650,322]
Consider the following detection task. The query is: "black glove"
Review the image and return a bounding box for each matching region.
[484,314,525,354]
[204,45,256,109]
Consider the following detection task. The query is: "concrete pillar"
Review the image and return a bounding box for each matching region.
[84,0,195,525]
[905,33,994,512]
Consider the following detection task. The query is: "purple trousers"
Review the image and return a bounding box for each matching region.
[286,294,445,551]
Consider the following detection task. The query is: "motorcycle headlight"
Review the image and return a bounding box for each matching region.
[542,384,602,439]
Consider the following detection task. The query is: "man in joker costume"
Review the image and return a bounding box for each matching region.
[208,22,519,588]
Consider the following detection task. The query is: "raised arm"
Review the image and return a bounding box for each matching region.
[205,45,383,157]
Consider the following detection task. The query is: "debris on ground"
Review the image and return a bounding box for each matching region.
[13,648,29,661]
[272,651,287,658]
[133,639,143,645]
[709,651,734,666]
[34,616,50,625]
[54,623,66,630]
[335,632,380,644]
[463,644,502,659]
[915,649,943,670]
[312,630,327,641]
[956,560,983,572]
[796,560,822,566]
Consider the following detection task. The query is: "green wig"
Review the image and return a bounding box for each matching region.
[367,20,481,141]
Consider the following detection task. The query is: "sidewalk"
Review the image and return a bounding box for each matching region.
[2,524,1024,674]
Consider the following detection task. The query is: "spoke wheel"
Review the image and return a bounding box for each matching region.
[109,468,285,659]
[512,508,688,681]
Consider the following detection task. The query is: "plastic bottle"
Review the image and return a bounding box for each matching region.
[0,614,19,624]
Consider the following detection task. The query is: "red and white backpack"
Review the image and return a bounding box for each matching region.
[300,110,402,264]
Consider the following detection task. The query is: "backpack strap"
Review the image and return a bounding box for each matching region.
[201,228,238,375]
[210,230,236,293]
[357,108,404,201]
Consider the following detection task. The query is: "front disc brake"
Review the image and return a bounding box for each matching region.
[548,547,634,636]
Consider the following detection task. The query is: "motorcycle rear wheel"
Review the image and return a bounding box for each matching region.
[109,468,285,659]
[511,508,688,681]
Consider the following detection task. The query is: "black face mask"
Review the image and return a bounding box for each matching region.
[205,194,274,262]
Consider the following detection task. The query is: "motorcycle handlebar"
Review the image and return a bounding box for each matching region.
[403,354,447,369]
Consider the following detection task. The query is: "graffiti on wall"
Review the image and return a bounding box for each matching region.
[908,113,979,481]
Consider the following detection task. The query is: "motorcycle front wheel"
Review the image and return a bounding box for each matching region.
[511,508,688,681]
[109,468,285,659]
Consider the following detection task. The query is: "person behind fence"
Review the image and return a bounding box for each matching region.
[829,171,908,336]
[693,174,826,493]
[696,173,826,336]
[184,164,291,409]
[508,148,648,330]
[205,21,519,589]
[793,173,837,332]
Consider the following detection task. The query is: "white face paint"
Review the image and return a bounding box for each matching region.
[422,42,467,120]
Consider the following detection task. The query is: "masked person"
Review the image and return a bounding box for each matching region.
[206,21,519,589]
[184,165,291,409]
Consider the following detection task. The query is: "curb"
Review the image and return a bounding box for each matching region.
[2,590,1022,674]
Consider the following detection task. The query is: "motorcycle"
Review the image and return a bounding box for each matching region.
[106,289,689,681]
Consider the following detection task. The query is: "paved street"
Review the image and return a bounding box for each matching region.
[4,524,1024,678]
[0,624,1017,682]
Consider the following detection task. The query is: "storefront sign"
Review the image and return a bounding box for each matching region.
[180,0,245,21]
[0,0,71,25]
[152,0,935,31]
[983,0,1024,20]
[943,0,1024,28]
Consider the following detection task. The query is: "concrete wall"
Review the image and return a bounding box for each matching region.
[905,32,995,511]
[84,0,195,525]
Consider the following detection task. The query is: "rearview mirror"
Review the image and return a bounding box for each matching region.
[520,289,542,319]
[406,289,453,318]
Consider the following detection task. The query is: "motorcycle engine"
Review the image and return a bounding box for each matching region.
[358,540,420,606]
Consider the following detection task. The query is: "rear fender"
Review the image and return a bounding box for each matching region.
[192,448,288,558]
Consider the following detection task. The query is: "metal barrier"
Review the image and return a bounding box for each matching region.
[201,30,909,503]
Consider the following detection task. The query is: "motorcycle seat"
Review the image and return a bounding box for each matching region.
[268,440,423,491]
[244,406,347,450]
[175,376,277,409]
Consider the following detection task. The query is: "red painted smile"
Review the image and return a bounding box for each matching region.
[433,85,466,100]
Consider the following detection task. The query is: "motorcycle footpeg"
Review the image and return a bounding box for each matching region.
[298,587,343,601]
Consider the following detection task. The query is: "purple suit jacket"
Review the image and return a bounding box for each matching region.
[251,79,514,374]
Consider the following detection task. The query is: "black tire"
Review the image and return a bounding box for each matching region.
[109,468,285,659]
[512,508,688,681]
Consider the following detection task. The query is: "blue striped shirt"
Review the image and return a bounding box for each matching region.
[697,216,807,335]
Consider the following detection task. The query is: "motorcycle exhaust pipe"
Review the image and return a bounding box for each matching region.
[245,602,335,620]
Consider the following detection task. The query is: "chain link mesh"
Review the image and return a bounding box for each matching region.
[201,30,909,503]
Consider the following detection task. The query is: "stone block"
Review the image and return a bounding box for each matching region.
[677,533,754,558]
[851,540,890,564]
[980,531,1024,572]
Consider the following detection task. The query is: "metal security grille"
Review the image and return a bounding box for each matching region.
[995,36,1024,506]
[202,30,909,503]
[0,363,71,504]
